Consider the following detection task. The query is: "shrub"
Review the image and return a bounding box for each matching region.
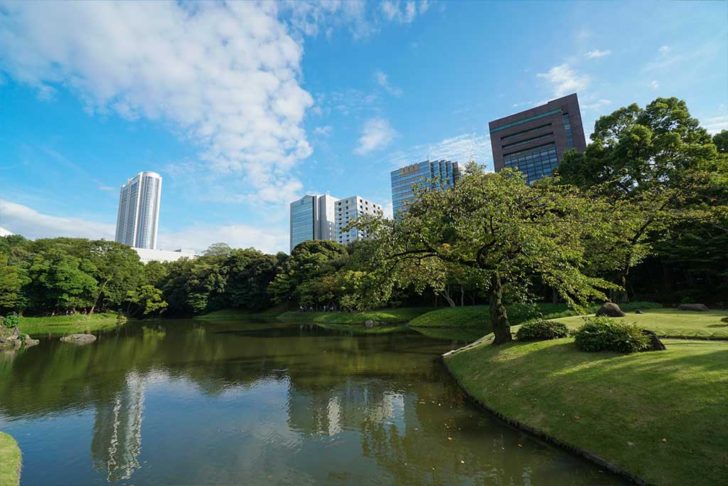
[2,313,19,329]
[516,320,569,341]
[574,316,650,353]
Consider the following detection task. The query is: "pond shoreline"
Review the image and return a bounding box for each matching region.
[439,355,645,485]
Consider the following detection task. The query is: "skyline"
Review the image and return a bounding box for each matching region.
[1,1,726,253]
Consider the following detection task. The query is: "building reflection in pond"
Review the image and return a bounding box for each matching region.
[91,372,145,482]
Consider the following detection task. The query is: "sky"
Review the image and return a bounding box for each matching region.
[0,0,726,254]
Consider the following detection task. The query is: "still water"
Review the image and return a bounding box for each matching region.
[0,320,626,485]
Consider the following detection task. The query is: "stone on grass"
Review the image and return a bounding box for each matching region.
[60,334,97,345]
[364,320,381,328]
[641,330,666,351]
[677,303,709,312]
[595,302,625,317]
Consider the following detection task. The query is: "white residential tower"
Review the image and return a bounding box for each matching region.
[115,171,162,250]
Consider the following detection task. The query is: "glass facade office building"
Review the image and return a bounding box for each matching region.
[489,93,586,185]
[290,195,317,252]
[290,194,381,252]
[390,160,461,217]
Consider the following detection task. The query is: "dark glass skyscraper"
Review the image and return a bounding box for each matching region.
[488,93,586,184]
[390,160,460,217]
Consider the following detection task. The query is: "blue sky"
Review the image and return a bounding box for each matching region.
[1,1,726,253]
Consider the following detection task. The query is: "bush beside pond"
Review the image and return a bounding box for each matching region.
[574,317,650,353]
[516,320,569,341]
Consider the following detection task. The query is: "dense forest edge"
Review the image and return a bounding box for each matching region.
[0,98,726,335]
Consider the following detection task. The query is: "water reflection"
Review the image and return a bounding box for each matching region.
[91,372,144,482]
[0,320,627,485]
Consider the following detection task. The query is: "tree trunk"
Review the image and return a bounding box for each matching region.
[89,279,110,316]
[489,273,511,344]
[460,287,465,307]
[439,289,456,308]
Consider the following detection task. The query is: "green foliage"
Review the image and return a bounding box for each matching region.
[2,313,19,329]
[713,129,728,153]
[268,240,349,307]
[0,254,27,313]
[126,285,168,316]
[357,164,614,344]
[516,320,569,341]
[558,97,728,303]
[25,250,98,312]
[574,316,650,353]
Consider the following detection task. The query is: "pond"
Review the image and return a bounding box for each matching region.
[0,320,627,485]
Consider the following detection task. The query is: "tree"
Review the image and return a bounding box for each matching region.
[714,130,728,153]
[0,254,27,313]
[26,250,98,313]
[359,165,612,344]
[268,240,348,307]
[126,284,168,316]
[223,249,278,311]
[85,240,143,313]
[558,97,727,301]
[204,242,233,257]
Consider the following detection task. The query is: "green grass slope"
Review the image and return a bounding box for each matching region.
[18,313,122,337]
[277,307,434,326]
[446,338,728,486]
[555,308,728,339]
[0,432,21,486]
[194,305,289,322]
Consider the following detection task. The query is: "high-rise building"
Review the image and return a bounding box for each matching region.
[289,194,382,251]
[115,171,162,250]
[335,196,383,245]
[289,194,338,252]
[488,93,586,184]
[390,160,461,217]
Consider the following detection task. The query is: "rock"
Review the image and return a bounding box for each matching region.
[595,302,625,317]
[635,309,642,314]
[22,335,39,348]
[678,303,709,312]
[364,320,382,328]
[641,330,666,351]
[60,333,97,345]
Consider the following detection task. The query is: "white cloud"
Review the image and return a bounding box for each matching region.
[659,45,671,56]
[380,0,429,23]
[388,133,493,170]
[0,226,14,237]
[160,224,287,254]
[701,114,728,135]
[313,125,333,137]
[0,2,313,205]
[0,198,288,253]
[582,99,612,111]
[0,199,115,240]
[355,118,397,155]
[650,80,660,89]
[537,64,589,97]
[374,70,402,96]
[585,49,611,59]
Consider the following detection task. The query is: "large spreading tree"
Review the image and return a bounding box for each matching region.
[558,97,728,301]
[358,164,613,344]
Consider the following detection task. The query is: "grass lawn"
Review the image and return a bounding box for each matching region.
[0,432,21,486]
[18,312,123,337]
[555,308,728,339]
[445,338,728,486]
[408,302,635,328]
[277,307,435,326]
[194,305,288,322]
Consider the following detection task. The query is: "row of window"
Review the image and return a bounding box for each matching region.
[503,144,559,185]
